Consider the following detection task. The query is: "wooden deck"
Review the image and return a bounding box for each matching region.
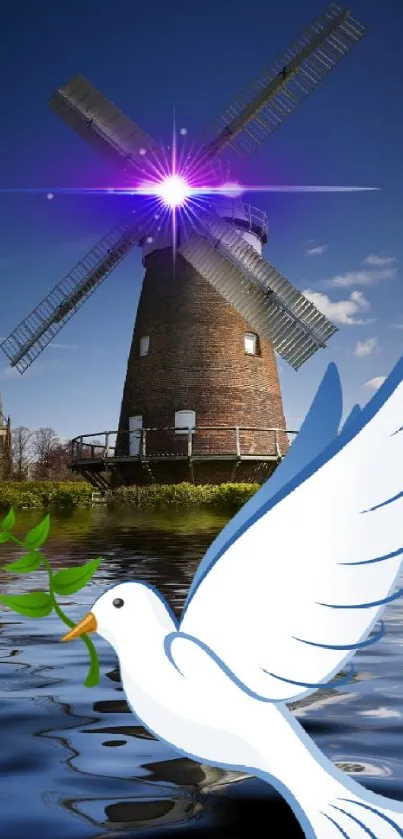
[69,425,297,487]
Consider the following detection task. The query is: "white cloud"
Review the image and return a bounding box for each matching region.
[325,268,396,288]
[363,254,396,266]
[365,376,386,391]
[0,366,20,380]
[0,364,40,381]
[50,343,79,350]
[303,289,372,325]
[0,356,69,381]
[306,244,327,256]
[354,337,378,357]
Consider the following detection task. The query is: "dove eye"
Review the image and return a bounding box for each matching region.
[113,598,124,609]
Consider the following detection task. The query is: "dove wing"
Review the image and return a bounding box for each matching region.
[178,358,403,702]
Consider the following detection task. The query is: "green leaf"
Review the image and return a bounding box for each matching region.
[0,531,10,543]
[4,552,43,574]
[0,591,52,617]
[52,558,101,596]
[24,515,50,550]
[1,508,15,531]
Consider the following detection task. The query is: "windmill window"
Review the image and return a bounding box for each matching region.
[244,332,258,355]
[139,336,150,357]
[175,410,196,435]
[128,415,143,456]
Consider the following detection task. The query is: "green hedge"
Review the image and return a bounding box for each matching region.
[0,481,259,511]
[109,482,259,510]
[0,481,94,511]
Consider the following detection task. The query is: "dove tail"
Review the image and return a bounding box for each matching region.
[306,790,403,838]
[250,703,403,839]
[256,763,403,839]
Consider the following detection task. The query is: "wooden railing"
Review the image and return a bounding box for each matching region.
[70,426,298,462]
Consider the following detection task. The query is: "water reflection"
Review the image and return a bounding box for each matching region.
[0,508,403,837]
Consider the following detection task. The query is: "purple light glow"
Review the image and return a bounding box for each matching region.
[2,117,378,256]
[220,182,244,198]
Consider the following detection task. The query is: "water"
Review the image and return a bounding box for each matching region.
[1,507,403,838]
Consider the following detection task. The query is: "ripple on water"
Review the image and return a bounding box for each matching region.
[0,508,402,838]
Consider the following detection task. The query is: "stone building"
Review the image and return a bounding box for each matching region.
[0,392,11,480]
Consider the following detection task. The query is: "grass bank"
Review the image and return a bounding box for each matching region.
[0,481,259,512]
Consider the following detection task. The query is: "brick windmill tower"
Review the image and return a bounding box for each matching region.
[1,3,366,486]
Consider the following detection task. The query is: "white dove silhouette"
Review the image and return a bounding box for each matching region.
[63,356,403,839]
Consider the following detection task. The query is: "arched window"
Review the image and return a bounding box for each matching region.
[175,409,196,435]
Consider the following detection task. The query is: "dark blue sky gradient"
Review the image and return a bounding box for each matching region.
[0,0,402,437]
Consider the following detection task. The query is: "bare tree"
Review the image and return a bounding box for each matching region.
[31,429,80,480]
[48,440,77,480]
[11,426,32,480]
[31,427,60,479]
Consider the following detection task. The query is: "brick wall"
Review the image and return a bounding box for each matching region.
[116,248,289,475]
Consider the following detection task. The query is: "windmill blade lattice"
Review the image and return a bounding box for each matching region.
[1,3,367,377]
[198,2,366,162]
[179,211,337,370]
[50,74,159,173]
[1,213,145,373]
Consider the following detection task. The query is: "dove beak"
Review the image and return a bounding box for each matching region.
[61,612,97,642]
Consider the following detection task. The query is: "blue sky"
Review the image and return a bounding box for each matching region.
[0,0,402,440]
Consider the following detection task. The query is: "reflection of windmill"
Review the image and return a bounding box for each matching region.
[1,3,366,487]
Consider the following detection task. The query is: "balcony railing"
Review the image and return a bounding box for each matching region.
[213,200,268,239]
[70,425,297,464]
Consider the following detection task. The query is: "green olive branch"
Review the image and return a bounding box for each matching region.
[0,510,101,687]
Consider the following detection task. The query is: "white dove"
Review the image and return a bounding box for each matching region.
[63,355,403,839]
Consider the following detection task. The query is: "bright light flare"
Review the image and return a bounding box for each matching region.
[156,175,190,207]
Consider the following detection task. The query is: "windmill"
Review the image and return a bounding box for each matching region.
[1,2,366,486]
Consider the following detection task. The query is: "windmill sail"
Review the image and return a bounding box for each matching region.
[179,212,337,369]
[1,3,365,377]
[1,214,145,374]
[50,74,158,172]
[198,2,366,162]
